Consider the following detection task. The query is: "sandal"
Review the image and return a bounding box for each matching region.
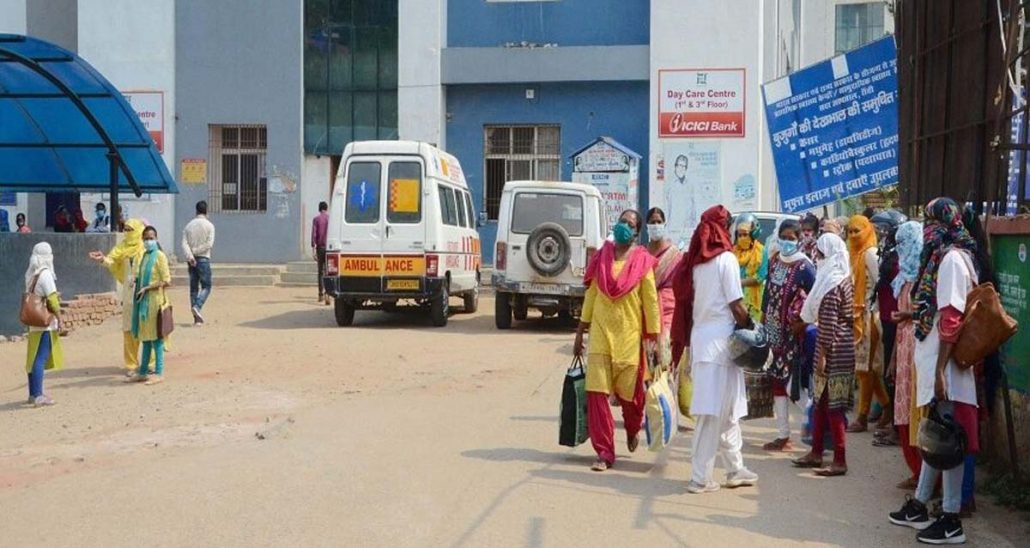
[591,460,610,472]
[814,463,848,476]
[762,438,793,451]
[791,453,823,468]
[124,374,148,383]
[144,375,164,386]
[872,436,898,447]
[627,433,640,453]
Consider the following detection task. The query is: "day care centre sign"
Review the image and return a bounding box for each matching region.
[123,91,164,153]
[762,36,899,213]
[659,68,745,138]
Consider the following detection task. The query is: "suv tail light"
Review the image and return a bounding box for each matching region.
[326,253,340,276]
[585,246,598,268]
[426,254,439,277]
[495,242,507,270]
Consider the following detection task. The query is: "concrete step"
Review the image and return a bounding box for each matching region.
[280,271,319,285]
[285,261,318,274]
[171,274,279,287]
[170,264,284,277]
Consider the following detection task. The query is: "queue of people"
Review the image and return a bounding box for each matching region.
[571,197,995,545]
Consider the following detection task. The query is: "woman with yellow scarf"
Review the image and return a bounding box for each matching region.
[733,213,768,322]
[89,219,146,376]
[846,215,889,432]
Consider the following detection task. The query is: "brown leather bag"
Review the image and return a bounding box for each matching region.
[20,273,53,328]
[953,282,1018,369]
[158,305,175,339]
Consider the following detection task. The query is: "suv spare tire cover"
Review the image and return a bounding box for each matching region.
[526,222,572,277]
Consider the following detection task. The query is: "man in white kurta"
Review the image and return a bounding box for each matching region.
[688,249,759,493]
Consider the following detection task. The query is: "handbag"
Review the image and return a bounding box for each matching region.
[20,273,53,328]
[953,282,1018,369]
[644,352,678,452]
[158,304,175,339]
[676,350,692,417]
[742,370,774,420]
[559,356,589,447]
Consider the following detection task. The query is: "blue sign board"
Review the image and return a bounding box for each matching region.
[0,192,15,206]
[762,36,900,213]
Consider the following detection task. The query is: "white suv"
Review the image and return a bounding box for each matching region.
[491,181,605,329]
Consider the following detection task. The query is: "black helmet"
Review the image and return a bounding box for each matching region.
[728,323,770,371]
[870,209,908,232]
[917,400,967,470]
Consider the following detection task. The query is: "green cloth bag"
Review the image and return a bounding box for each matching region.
[559,356,589,447]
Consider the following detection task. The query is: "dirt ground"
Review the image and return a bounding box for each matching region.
[1,286,1027,547]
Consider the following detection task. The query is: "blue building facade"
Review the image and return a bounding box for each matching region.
[443,0,650,264]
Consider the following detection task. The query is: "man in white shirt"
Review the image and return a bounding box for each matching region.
[672,205,759,494]
[181,200,215,325]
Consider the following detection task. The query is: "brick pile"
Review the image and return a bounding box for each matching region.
[59,292,121,332]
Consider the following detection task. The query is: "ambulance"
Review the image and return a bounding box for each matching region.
[323,141,481,327]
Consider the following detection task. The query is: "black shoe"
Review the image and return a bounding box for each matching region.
[917,513,965,544]
[889,496,932,530]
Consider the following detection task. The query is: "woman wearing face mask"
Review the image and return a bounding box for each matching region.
[760,219,816,451]
[792,233,855,476]
[574,210,660,472]
[732,213,768,322]
[887,221,923,489]
[90,219,147,376]
[847,215,889,433]
[128,226,171,385]
[24,242,64,407]
[645,207,684,363]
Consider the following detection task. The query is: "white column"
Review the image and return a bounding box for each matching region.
[398,0,446,148]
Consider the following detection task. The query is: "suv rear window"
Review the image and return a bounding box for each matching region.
[511,193,583,236]
[345,161,381,224]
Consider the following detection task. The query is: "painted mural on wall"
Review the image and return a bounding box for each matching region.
[652,141,722,249]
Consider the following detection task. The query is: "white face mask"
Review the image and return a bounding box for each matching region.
[647,223,667,241]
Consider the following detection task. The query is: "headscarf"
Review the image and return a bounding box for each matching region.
[847,215,878,339]
[873,221,901,306]
[892,221,923,298]
[671,205,734,363]
[73,209,89,232]
[25,242,56,290]
[777,220,811,265]
[801,233,850,324]
[583,241,656,300]
[733,219,764,278]
[105,218,145,284]
[912,197,978,341]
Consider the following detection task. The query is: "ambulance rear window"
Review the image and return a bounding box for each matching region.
[345,162,381,224]
[511,193,584,236]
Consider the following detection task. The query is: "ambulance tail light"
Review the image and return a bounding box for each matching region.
[495,242,507,271]
[326,253,340,277]
[426,254,439,277]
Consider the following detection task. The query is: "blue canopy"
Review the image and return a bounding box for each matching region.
[0,34,176,195]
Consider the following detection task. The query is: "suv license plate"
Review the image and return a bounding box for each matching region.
[386,279,420,291]
[519,282,565,295]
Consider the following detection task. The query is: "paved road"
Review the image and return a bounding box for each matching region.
[0,287,1025,547]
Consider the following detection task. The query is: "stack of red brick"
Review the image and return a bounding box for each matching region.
[59,292,121,333]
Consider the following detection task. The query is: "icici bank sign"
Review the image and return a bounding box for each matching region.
[658,68,746,138]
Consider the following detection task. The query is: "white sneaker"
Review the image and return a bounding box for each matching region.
[686,480,721,494]
[726,468,759,488]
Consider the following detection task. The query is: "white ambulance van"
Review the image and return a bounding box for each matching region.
[323,141,481,327]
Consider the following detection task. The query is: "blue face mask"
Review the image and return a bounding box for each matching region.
[612,222,635,245]
[144,240,158,252]
[779,238,799,257]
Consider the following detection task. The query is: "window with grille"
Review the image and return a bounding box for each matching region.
[835,3,885,55]
[483,125,560,220]
[208,125,267,213]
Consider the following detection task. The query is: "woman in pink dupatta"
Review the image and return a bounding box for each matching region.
[574,210,661,471]
[646,207,684,365]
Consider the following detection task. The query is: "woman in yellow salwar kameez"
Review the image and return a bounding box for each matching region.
[24,242,63,407]
[126,225,171,385]
[574,210,661,472]
[90,219,145,376]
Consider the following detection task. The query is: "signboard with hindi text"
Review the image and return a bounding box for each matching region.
[762,36,899,213]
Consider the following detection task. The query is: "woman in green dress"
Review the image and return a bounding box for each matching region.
[128,226,171,385]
